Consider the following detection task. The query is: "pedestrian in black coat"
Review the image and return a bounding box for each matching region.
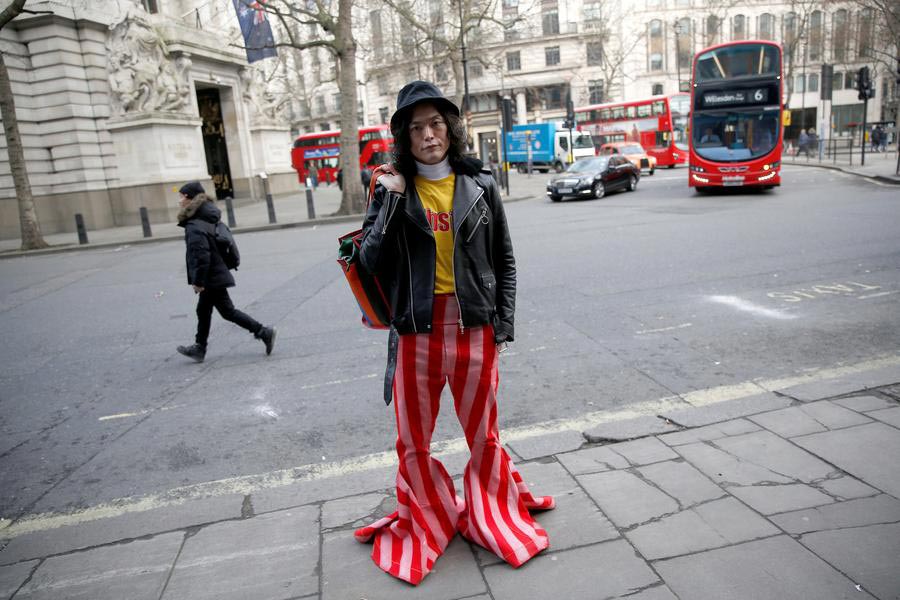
[175,181,276,362]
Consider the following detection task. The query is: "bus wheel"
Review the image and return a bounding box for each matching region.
[649,167,655,176]
[593,181,606,199]
[668,164,675,169]
[554,162,564,173]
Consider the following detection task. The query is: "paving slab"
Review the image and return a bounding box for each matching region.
[622,586,679,600]
[793,422,900,498]
[800,523,900,600]
[0,560,37,599]
[161,507,319,600]
[662,392,791,427]
[321,532,485,600]
[636,460,727,507]
[867,406,900,428]
[0,493,243,564]
[483,539,659,600]
[748,400,872,438]
[555,444,630,475]
[674,440,793,486]
[655,536,876,600]
[776,365,900,402]
[769,494,900,535]
[505,430,585,460]
[604,437,679,466]
[727,482,834,515]
[833,394,897,412]
[657,418,760,446]
[322,491,391,530]
[582,415,677,443]
[579,469,679,528]
[626,498,779,561]
[12,532,183,600]
[817,475,878,501]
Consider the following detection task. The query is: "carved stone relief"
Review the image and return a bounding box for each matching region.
[239,66,290,127]
[106,15,192,117]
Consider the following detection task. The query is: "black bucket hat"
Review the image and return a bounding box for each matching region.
[390,80,460,131]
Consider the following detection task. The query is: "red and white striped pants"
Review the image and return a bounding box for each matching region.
[355,294,554,585]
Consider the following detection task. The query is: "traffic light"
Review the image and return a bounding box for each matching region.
[820,63,833,101]
[857,66,871,101]
[501,96,513,132]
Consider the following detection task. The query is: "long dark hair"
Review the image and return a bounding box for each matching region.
[391,103,468,179]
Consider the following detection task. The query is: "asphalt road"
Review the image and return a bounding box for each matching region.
[1,166,898,522]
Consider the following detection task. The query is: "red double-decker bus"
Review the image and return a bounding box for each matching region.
[689,41,784,191]
[291,124,393,184]
[574,93,690,168]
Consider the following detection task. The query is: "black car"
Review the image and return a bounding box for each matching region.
[546,155,640,201]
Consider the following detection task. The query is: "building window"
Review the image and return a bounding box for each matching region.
[470,62,484,78]
[858,7,874,58]
[732,14,746,40]
[541,85,563,109]
[808,73,819,92]
[584,1,602,29]
[141,0,158,13]
[794,74,805,93]
[377,74,389,96]
[652,83,664,95]
[588,79,604,103]
[705,15,720,46]
[833,71,843,90]
[545,46,560,66]
[506,51,521,71]
[319,122,330,131]
[333,93,341,112]
[587,41,603,66]
[675,17,691,70]
[316,95,326,114]
[808,10,823,62]
[758,13,775,40]
[833,9,849,62]
[370,10,383,59]
[542,8,560,35]
[845,70,857,90]
[648,19,664,71]
[378,107,389,123]
[783,12,798,65]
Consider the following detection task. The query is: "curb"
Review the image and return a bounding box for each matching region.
[0,195,535,260]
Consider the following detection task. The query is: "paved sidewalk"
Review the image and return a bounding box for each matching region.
[2,363,899,599]
[0,173,540,256]
[782,142,900,185]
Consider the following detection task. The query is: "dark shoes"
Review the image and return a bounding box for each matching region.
[256,326,277,355]
[177,343,206,363]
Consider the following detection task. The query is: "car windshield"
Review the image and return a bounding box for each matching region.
[692,109,780,162]
[620,144,645,154]
[567,157,608,172]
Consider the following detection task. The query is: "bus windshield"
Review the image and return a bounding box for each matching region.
[695,44,780,83]
[692,108,779,162]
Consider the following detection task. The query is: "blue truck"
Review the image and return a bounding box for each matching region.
[503,122,595,173]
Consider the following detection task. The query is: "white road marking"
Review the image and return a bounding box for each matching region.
[98,405,181,422]
[299,373,379,390]
[707,295,797,320]
[857,290,897,300]
[636,323,693,335]
[5,353,900,539]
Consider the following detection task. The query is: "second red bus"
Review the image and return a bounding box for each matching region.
[574,93,690,168]
[291,124,393,185]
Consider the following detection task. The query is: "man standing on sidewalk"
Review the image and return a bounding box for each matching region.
[175,181,276,363]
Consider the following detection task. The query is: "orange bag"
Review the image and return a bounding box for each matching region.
[336,166,392,329]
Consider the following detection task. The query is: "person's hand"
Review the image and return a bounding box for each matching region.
[192,285,204,294]
[376,164,406,194]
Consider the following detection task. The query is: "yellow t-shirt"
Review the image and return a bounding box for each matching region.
[414,174,456,294]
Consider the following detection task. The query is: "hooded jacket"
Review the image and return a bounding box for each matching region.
[358,157,516,343]
[177,194,235,289]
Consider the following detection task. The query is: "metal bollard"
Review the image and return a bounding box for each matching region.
[223,196,236,228]
[305,188,316,220]
[74,213,88,244]
[139,206,152,238]
[259,176,276,224]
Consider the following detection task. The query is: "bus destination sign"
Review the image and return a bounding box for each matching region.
[702,88,769,108]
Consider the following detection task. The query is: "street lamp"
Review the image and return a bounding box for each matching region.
[673,20,683,93]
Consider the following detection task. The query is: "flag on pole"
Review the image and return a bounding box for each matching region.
[233,0,278,63]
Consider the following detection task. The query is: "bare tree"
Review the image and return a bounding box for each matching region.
[0,0,48,249]
[242,0,364,214]
[579,1,645,103]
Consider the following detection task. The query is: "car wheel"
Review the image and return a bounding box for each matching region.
[627,175,638,191]
[549,194,562,202]
[593,181,606,199]
[667,164,675,169]
[554,162,564,173]
[649,167,655,176]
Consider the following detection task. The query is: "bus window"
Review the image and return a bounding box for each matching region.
[612,107,625,119]
[652,101,665,115]
[625,106,636,118]
[637,104,651,117]
[600,108,610,120]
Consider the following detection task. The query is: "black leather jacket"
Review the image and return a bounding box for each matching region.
[358,159,516,344]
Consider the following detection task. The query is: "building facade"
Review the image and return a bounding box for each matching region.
[0,0,296,239]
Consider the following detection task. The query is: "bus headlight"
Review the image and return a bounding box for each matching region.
[692,173,710,183]
[690,164,706,172]
[758,171,776,181]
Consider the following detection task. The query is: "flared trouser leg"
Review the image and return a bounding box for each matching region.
[355,296,553,584]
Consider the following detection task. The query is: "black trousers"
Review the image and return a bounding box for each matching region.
[195,287,261,347]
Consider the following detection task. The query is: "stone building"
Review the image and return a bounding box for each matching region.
[0,0,295,239]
